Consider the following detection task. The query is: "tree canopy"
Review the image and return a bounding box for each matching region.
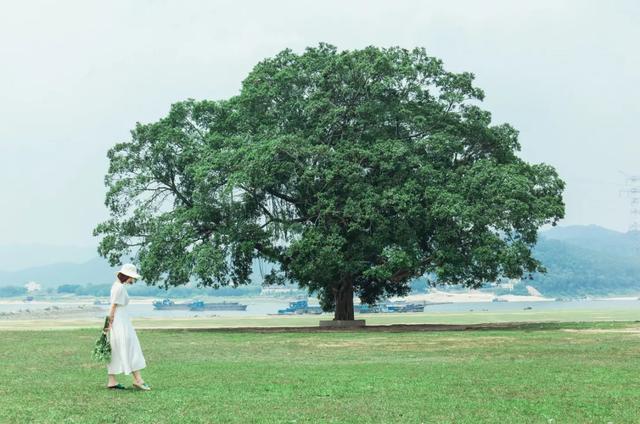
[94,43,565,320]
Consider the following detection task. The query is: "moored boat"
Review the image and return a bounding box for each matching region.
[152,298,192,310]
[385,302,425,313]
[189,300,248,311]
[277,299,322,315]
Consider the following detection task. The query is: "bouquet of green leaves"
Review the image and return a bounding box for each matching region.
[92,316,112,363]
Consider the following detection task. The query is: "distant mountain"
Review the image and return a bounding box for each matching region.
[0,244,98,272]
[530,225,640,296]
[2,226,639,297]
[541,225,640,258]
[0,257,117,288]
[0,256,276,289]
[531,237,640,296]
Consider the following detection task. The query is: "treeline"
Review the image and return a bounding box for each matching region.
[57,283,262,298]
[1,280,428,299]
[0,286,28,297]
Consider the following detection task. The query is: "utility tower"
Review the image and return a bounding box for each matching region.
[622,175,640,232]
[621,175,640,262]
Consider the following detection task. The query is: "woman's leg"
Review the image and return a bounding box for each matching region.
[107,373,118,386]
[132,370,144,385]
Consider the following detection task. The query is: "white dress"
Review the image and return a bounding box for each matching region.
[107,281,146,375]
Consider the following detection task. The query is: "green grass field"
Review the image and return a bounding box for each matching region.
[2,321,640,423]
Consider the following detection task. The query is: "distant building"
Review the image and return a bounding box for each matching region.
[25,281,42,293]
[260,285,305,296]
[490,278,519,290]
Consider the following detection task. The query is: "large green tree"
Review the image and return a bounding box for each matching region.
[94,44,565,320]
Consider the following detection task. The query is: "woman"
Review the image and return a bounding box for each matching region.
[105,263,151,391]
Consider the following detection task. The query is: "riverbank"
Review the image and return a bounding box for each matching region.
[3,290,639,308]
[1,294,638,326]
[396,289,556,303]
[0,304,104,320]
[1,305,639,331]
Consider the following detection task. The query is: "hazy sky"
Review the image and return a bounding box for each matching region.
[1,0,638,248]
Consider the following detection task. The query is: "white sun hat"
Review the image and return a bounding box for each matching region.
[117,263,142,279]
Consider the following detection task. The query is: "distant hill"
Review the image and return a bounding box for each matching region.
[2,226,639,297]
[0,244,97,272]
[434,225,640,297]
[531,235,640,296]
[0,256,275,289]
[0,257,117,288]
[541,225,640,259]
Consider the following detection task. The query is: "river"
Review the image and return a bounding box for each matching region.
[1,297,639,319]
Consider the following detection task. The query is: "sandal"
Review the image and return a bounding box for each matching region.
[107,383,126,390]
[133,382,151,391]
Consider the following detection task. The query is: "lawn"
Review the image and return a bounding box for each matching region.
[2,322,640,423]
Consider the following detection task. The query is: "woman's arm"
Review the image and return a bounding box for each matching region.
[106,303,117,331]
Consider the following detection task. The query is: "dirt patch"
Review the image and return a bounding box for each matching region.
[138,322,549,333]
[0,305,103,320]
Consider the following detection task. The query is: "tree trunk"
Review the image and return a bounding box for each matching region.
[333,278,354,321]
